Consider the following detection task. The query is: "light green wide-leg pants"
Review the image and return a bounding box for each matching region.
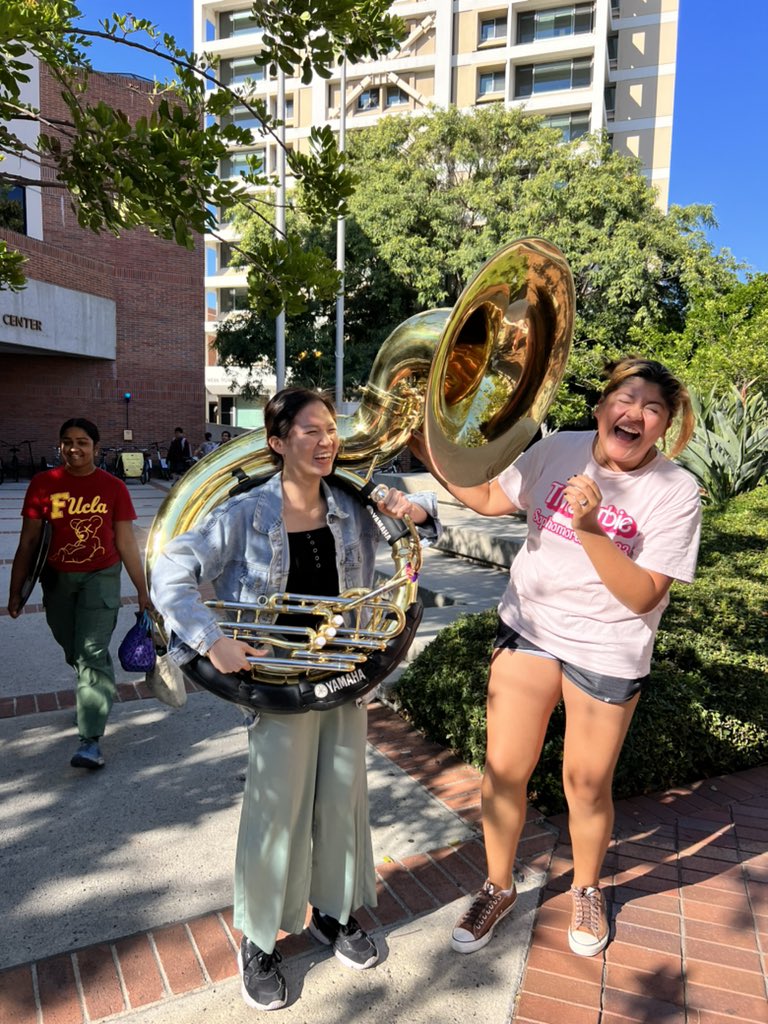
[233,701,377,953]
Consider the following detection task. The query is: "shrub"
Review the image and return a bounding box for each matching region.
[394,486,768,815]
[676,386,768,508]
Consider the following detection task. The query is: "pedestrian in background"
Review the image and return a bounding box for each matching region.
[7,418,149,769]
[196,432,219,459]
[167,426,192,479]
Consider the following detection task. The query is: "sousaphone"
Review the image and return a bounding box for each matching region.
[145,238,575,712]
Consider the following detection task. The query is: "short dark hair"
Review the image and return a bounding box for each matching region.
[174,426,184,434]
[59,418,99,444]
[204,432,212,440]
[264,387,336,466]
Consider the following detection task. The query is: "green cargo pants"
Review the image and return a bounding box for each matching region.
[41,562,122,741]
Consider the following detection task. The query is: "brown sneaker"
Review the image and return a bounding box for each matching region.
[451,879,517,953]
[568,885,609,956]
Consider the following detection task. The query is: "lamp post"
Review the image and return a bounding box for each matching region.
[335,56,347,408]
[123,391,132,441]
[275,66,286,391]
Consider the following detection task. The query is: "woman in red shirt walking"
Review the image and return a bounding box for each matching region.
[7,419,149,769]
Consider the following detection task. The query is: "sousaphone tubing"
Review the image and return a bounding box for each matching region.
[145,238,575,712]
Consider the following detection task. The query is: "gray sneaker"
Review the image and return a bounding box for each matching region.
[451,879,517,953]
[309,909,379,969]
[238,937,287,1011]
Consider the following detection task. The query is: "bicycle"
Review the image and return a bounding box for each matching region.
[146,442,171,481]
[96,447,122,475]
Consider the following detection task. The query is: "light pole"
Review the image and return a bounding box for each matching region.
[275,65,286,391]
[335,56,347,408]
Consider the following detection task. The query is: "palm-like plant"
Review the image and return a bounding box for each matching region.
[676,386,768,508]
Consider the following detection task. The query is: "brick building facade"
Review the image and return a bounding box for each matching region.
[0,66,204,470]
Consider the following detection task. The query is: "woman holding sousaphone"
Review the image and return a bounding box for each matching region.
[150,387,440,1011]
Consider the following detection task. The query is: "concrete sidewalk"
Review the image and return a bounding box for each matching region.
[0,477,552,1024]
[1,475,766,1024]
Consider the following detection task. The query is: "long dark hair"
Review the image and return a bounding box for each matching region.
[264,387,336,466]
[59,418,100,444]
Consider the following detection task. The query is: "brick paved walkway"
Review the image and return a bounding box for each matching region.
[0,695,765,1024]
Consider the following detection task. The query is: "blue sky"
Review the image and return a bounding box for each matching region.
[74,1,768,274]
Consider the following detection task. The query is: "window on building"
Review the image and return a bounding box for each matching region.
[220,288,250,314]
[220,397,235,425]
[219,242,245,270]
[542,110,591,141]
[478,68,506,96]
[386,85,409,107]
[221,57,266,87]
[604,84,616,113]
[479,15,507,45]
[517,4,594,44]
[224,104,265,131]
[221,149,266,178]
[515,58,591,97]
[357,88,379,111]
[267,95,294,121]
[607,32,619,68]
[0,185,26,234]
[220,10,263,39]
[205,247,217,276]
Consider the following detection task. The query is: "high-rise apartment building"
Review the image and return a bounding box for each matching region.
[195,1,679,420]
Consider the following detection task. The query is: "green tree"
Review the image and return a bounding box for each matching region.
[215,199,417,393]
[223,104,739,413]
[0,0,405,309]
[346,106,739,421]
[641,275,768,398]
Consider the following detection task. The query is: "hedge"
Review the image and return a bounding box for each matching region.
[394,484,768,815]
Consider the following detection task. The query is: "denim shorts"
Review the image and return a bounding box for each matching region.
[492,618,646,705]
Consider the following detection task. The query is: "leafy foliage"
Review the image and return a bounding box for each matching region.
[215,199,417,393]
[394,486,768,814]
[676,386,768,507]
[0,1,403,307]
[252,1,405,82]
[225,104,739,409]
[639,274,768,400]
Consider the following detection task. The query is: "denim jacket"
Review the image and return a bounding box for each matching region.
[150,472,441,665]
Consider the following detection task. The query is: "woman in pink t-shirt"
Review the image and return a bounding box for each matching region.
[412,358,701,959]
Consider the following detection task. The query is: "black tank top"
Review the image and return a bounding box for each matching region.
[276,526,339,629]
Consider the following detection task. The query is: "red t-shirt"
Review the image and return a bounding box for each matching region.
[22,467,137,573]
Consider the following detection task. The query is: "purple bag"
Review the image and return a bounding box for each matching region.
[118,611,157,673]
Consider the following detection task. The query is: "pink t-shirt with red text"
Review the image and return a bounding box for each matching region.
[496,431,701,677]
